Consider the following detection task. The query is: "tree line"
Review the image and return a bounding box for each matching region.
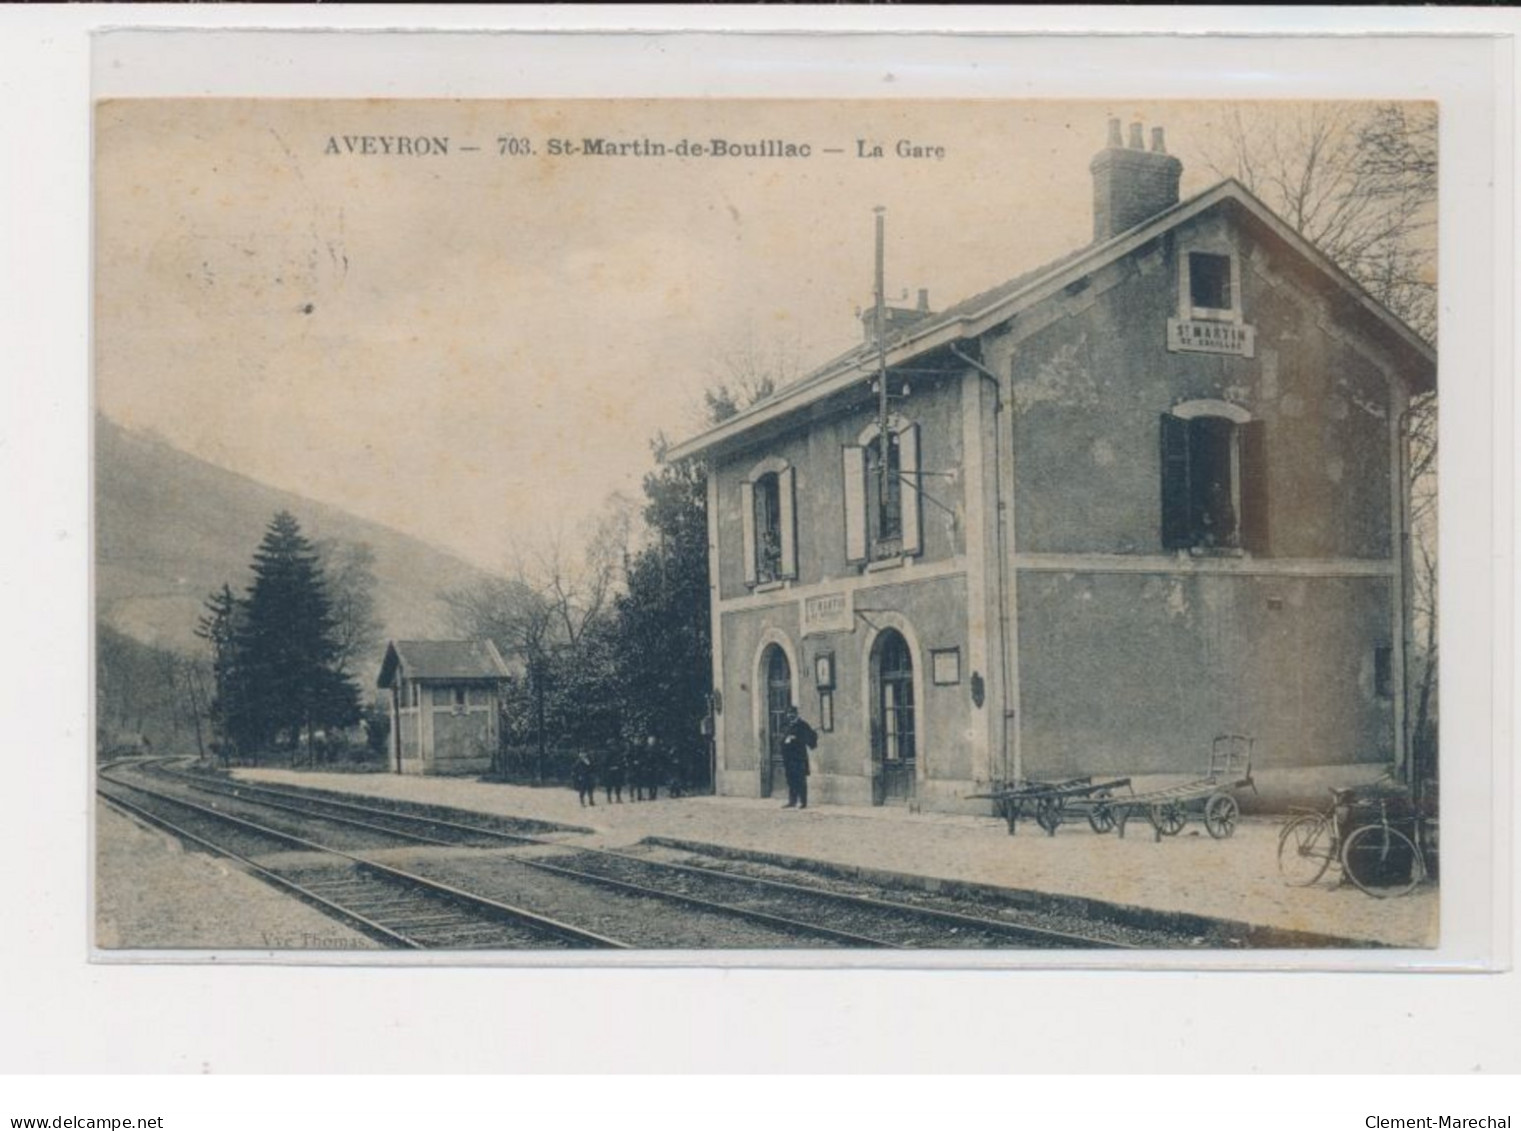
[442,448,714,789]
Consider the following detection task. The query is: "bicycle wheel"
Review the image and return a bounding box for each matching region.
[1277,815,1333,886]
[1341,823,1424,898]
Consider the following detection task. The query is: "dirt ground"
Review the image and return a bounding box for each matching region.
[235,768,1440,950]
[95,804,376,951]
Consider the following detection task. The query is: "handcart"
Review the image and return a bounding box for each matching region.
[1100,734,1256,842]
[972,775,1133,836]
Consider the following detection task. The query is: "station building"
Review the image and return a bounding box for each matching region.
[667,121,1436,813]
[377,639,511,775]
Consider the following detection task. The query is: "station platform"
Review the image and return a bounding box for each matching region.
[233,767,1439,950]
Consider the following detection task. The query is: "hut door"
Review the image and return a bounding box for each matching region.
[763,646,792,799]
[874,630,917,804]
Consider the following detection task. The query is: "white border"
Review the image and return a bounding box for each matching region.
[1,4,1514,1075]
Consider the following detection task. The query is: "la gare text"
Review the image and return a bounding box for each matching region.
[322,135,948,161]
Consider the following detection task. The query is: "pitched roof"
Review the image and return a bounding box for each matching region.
[377,639,511,688]
[667,178,1436,462]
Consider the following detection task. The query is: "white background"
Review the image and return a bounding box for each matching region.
[1,2,1516,1109]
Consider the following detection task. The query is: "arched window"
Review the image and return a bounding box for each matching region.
[1160,401,1267,553]
[879,631,916,764]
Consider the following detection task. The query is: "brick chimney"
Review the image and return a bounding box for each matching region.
[861,289,933,345]
[1090,119,1183,242]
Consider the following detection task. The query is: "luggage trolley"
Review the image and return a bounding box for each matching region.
[1099,734,1257,842]
[973,775,1134,836]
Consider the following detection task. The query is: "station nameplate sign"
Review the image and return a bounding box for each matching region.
[802,590,853,636]
[1167,319,1256,358]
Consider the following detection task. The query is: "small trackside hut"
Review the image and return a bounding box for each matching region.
[667,118,1435,816]
[377,639,511,775]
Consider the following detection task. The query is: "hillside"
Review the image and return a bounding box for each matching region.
[95,413,500,680]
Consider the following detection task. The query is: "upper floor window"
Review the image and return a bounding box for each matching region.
[753,472,784,583]
[741,461,796,587]
[843,418,922,564]
[1181,249,1242,323]
[1160,401,1267,554]
[867,432,903,552]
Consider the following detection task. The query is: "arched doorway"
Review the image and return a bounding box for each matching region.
[871,629,917,804]
[761,644,793,799]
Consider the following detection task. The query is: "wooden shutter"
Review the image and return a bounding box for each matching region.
[778,466,798,579]
[740,479,757,586]
[899,423,923,556]
[1160,412,1192,550]
[843,445,867,564]
[1239,419,1270,555]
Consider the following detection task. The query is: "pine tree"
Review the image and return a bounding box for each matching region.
[235,511,361,762]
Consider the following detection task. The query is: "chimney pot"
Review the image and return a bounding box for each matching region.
[1089,117,1184,242]
[917,288,930,312]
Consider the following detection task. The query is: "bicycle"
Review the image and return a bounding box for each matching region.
[1277,787,1426,898]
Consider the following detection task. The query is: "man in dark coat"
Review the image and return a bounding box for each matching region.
[601,740,625,804]
[779,706,818,810]
[571,751,597,807]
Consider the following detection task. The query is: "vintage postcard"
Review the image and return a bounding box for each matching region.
[94,97,1441,962]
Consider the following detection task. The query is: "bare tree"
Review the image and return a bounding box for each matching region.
[1208,102,1439,780]
[701,329,804,425]
[314,540,383,677]
[1207,102,1436,340]
[439,494,634,781]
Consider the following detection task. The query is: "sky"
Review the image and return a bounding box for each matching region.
[96,98,1339,571]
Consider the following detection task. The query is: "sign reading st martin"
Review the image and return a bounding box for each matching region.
[1167,318,1256,357]
[802,591,854,636]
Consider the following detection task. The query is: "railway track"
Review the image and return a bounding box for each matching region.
[98,775,625,950]
[103,761,1139,950]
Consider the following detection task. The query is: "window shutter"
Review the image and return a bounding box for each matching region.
[740,479,757,586]
[899,423,923,556]
[1239,420,1270,555]
[843,445,867,564]
[1160,412,1191,549]
[778,466,798,579]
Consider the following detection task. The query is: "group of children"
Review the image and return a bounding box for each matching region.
[570,738,683,807]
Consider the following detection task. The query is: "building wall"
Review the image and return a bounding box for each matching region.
[704,204,1420,808]
[391,676,499,776]
[429,703,496,774]
[990,210,1407,780]
[1017,571,1395,776]
[711,375,966,603]
[1001,214,1394,560]
[709,367,1013,810]
[715,570,986,809]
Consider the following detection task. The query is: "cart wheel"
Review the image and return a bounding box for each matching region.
[1204,793,1239,839]
[1088,802,1116,834]
[1035,797,1063,835]
[1149,801,1187,837]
